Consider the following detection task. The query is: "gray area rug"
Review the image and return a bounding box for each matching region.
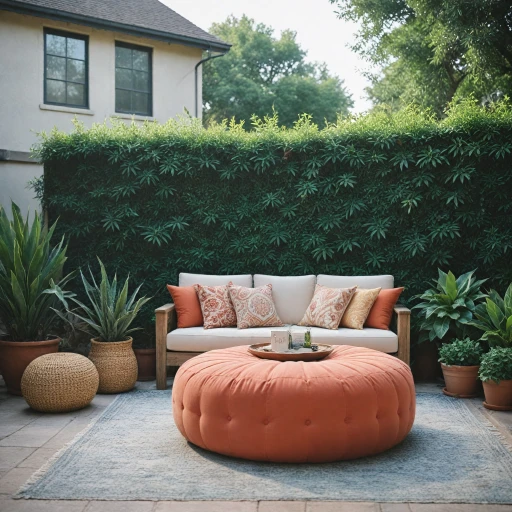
[17,390,512,503]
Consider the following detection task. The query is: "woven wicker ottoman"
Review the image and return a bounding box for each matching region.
[173,345,415,463]
[21,353,99,413]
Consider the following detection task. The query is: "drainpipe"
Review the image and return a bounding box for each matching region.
[195,50,227,118]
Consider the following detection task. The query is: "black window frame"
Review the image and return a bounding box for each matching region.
[115,41,153,117]
[43,28,89,109]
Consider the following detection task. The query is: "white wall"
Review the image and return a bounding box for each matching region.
[0,10,203,216]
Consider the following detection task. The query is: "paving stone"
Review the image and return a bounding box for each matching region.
[17,448,58,469]
[307,502,379,512]
[0,467,37,495]
[259,501,306,512]
[0,448,35,471]
[42,423,87,449]
[0,425,64,448]
[410,505,512,512]
[0,495,88,511]
[84,500,155,512]
[155,501,258,512]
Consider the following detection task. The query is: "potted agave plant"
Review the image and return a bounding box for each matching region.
[0,203,73,394]
[54,259,151,393]
[438,338,483,398]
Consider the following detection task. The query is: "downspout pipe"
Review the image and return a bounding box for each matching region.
[195,50,227,118]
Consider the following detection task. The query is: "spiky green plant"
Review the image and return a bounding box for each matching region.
[413,269,487,343]
[54,259,151,342]
[0,202,74,341]
[469,283,512,348]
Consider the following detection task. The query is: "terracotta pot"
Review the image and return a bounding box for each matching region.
[482,379,512,410]
[0,337,60,395]
[412,342,441,382]
[441,363,480,397]
[134,348,156,381]
[88,337,138,394]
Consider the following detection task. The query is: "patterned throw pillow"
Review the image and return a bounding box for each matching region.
[195,284,237,329]
[340,288,381,330]
[228,283,284,329]
[299,285,357,330]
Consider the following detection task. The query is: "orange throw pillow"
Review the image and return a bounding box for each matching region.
[365,287,404,330]
[167,285,203,329]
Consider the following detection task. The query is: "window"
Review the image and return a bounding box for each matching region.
[44,29,88,108]
[115,42,152,116]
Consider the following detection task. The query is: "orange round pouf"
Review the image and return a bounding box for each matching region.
[172,345,415,463]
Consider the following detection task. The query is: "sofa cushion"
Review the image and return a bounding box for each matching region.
[365,287,404,330]
[166,326,397,353]
[166,285,203,328]
[317,274,394,289]
[340,288,381,330]
[253,274,316,324]
[179,273,252,287]
[195,284,237,329]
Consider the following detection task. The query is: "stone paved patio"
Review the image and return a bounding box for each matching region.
[1,377,511,512]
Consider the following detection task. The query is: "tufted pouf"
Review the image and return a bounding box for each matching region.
[21,353,99,413]
[172,345,415,463]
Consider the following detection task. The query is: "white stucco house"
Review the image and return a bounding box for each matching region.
[0,0,230,216]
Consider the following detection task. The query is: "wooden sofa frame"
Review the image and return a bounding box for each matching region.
[155,303,411,390]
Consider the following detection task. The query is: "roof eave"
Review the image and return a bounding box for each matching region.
[0,0,231,52]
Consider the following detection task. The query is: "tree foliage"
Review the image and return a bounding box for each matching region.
[36,99,512,343]
[203,15,353,127]
[330,0,512,114]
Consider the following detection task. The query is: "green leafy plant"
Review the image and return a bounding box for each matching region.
[438,338,483,366]
[478,347,512,383]
[469,283,512,348]
[54,259,151,342]
[0,202,73,341]
[413,270,487,343]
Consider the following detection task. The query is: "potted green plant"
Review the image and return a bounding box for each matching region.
[0,203,73,394]
[55,259,151,393]
[438,338,483,397]
[133,339,156,382]
[413,269,487,343]
[478,347,512,410]
[469,283,512,348]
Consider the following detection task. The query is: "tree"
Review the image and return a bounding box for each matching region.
[330,0,512,114]
[202,16,353,127]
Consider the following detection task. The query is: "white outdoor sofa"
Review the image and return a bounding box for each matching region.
[156,273,411,390]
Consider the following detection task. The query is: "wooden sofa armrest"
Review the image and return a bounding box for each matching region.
[393,304,411,366]
[156,303,176,390]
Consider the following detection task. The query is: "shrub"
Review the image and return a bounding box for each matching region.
[438,338,483,366]
[36,100,512,339]
[478,347,512,383]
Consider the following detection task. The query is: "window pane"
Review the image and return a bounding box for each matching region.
[66,83,85,106]
[133,92,150,115]
[133,70,149,92]
[46,55,66,80]
[116,89,132,112]
[46,79,66,103]
[67,38,85,60]
[46,34,66,56]
[67,59,85,83]
[133,50,149,71]
[116,46,132,68]
[116,68,132,89]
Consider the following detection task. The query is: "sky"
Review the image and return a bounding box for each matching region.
[161,0,375,113]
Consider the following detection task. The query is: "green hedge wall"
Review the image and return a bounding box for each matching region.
[39,101,512,344]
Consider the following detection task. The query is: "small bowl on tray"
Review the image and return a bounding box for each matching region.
[248,343,333,362]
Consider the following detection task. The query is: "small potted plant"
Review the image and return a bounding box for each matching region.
[438,338,483,397]
[478,348,512,410]
[0,203,74,394]
[55,259,150,393]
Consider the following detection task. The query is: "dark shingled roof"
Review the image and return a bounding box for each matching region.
[0,0,230,52]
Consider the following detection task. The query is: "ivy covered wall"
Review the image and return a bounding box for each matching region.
[38,101,512,342]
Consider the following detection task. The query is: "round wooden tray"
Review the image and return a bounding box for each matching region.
[248,343,333,362]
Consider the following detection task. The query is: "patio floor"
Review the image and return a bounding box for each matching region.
[0,377,511,512]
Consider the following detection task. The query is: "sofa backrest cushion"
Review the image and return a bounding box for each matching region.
[253,274,316,324]
[317,275,394,289]
[179,273,252,287]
